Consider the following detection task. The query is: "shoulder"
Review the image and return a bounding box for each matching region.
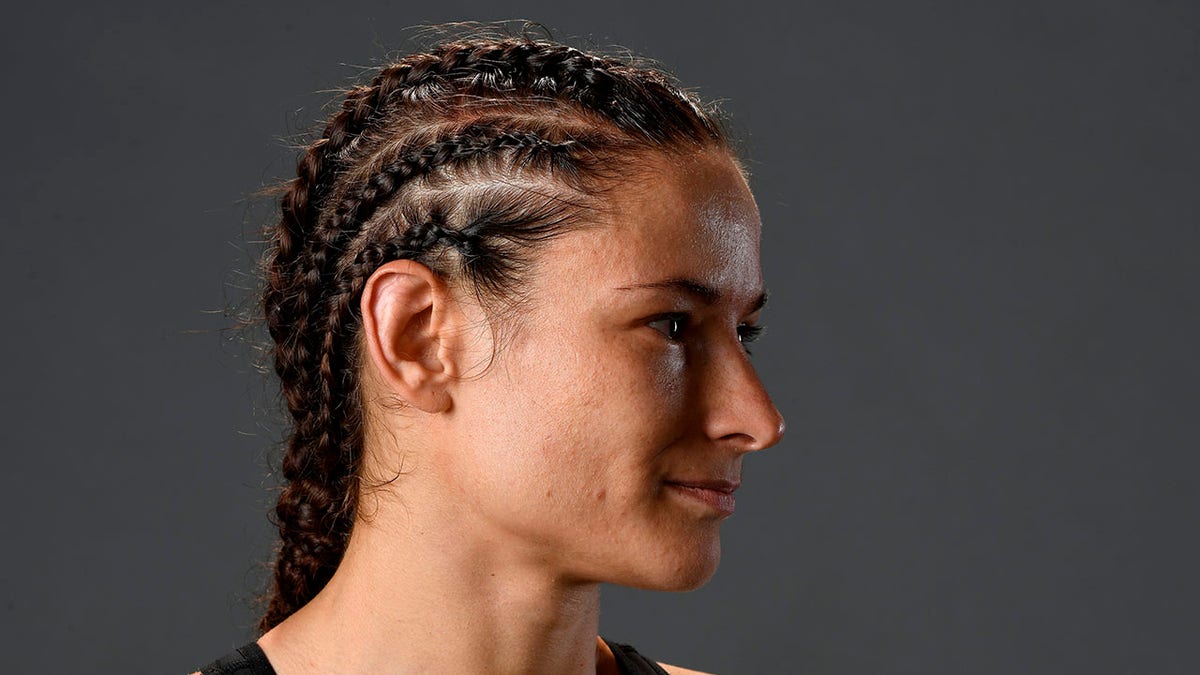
[657,663,714,675]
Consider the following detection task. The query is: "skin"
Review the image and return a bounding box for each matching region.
[251,148,786,675]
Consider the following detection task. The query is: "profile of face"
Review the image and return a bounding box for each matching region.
[364,147,786,593]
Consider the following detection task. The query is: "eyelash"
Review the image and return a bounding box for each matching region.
[649,313,765,355]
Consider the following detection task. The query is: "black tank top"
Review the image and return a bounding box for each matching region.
[197,638,671,674]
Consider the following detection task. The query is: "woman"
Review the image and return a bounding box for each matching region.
[197,31,785,675]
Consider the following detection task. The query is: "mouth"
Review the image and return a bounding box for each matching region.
[663,479,739,517]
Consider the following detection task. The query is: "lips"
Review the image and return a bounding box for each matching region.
[665,479,740,493]
[664,478,740,516]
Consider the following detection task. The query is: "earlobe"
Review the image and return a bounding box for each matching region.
[360,260,455,413]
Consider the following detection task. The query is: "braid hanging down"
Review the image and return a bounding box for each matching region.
[257,32,733,633]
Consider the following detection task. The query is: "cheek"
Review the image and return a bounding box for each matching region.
[648,348,687,413]
[461,327,688,496]
[451,334,605,489]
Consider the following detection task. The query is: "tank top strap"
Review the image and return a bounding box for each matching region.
[197,641,276,675]
[199,637,665,674]
[601,637,671,675]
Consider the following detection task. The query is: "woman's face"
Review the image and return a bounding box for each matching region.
[441,148,785,590]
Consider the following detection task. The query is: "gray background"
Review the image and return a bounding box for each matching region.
[1,1,1196,673]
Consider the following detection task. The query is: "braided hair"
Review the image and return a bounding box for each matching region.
[258,33,734,633]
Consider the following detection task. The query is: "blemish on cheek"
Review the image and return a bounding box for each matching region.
[595,489,607,501]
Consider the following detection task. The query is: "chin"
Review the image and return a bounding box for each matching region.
[620,536,723,592]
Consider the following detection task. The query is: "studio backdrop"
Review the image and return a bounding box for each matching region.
[1,1,1196,673]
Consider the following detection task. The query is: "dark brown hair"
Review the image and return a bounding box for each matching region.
[257,28,734,633]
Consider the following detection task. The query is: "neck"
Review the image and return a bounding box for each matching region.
[257,487,607,675]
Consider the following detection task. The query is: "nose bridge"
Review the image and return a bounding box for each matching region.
[701,341,786,452]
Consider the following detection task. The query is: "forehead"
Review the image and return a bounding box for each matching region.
[569,149,764,290]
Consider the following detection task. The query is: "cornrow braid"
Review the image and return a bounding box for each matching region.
[257,32,733,633]
[328,127,584,251]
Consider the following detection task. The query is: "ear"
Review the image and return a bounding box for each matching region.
[360,259,460,413]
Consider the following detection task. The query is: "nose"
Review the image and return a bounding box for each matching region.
[701,343,786,453]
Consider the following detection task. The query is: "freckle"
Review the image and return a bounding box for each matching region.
[545,489,553,498]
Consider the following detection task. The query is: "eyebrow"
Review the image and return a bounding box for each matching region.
[615,278,769,313]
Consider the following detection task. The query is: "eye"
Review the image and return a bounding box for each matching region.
[648,313,689,341]
[738,323,765,355]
